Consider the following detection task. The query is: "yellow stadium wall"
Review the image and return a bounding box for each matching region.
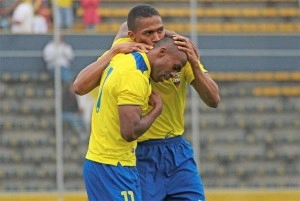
[0,189,299,201]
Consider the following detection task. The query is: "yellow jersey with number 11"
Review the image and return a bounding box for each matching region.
[86,46,151,166]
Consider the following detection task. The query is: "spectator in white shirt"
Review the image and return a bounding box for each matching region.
[43,35,74,83]
[32,12,48,33]
[11,0,34,33]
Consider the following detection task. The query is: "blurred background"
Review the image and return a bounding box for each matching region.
[0,0,299,200]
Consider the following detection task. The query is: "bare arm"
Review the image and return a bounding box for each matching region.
[191,71,220,108]
[72,48,116,95]
[173,35,220,108]
[119,91,162,142]
[73,42,153,95]
[114,21,128,41]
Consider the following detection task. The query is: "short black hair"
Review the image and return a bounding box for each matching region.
[127,4,160,31]
[153,36,174,48]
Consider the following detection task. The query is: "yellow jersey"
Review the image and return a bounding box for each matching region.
[139,60,206,141]
[108,37,207,141]
[86,48,152,166]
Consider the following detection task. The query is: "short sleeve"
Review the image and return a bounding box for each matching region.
[117,70,150,107]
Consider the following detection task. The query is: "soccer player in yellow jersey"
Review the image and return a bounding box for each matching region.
[73,4,220,201]
[82,36,187,201]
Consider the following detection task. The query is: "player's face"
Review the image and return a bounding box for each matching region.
[151,52,187,82]
[129,16,165,46]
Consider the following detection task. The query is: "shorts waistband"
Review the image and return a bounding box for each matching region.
[138,136,183,146]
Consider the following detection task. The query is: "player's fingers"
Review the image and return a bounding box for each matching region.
[137,43,153,51]
[174,40,188,47]
[135,46,147,53]
[172,34,189,43]
[177,46,193,56]
[134,47,148,53]
[177,45,197,59]
[174,40,194,52]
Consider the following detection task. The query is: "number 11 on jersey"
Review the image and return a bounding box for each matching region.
[121,190,135,201]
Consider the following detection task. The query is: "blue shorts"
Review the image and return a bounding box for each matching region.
[136,136,205,201]
[83,159,142,201]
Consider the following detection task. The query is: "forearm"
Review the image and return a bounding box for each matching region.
[73,42,152,95]
[133,91,162,139]
[172,33,220,107]
[191,62,220,108]
[73,49,116,95]
[114,21,128,41]
[133,106,161,139]
[119,103,162,142]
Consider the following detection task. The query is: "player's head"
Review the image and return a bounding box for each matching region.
[127,4,165,45]
[147,36,187,82]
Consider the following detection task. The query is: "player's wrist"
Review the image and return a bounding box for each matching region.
[110,45,120,56]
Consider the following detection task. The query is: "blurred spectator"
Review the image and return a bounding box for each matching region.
[55,0,74,29]
[62,83,87,139]
[43,35,74,83]
[0,0,21,30]
[33,0,52,31]
[32,8,48,33]
[76,87,98,132]
[10,0,34,33]
[80,0,100,31]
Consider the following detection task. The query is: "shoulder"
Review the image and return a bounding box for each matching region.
[112,37,132,46]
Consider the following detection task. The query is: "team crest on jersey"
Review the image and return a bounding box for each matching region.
[171,72,181,87]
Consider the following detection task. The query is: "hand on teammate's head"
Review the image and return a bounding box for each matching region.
[112,42,153,54]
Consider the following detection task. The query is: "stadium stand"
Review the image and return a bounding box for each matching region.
[0,0,300,199]
[1,72,299,195]
[72,0,300,33]
[1,70,299,192]
[1,31,299,194]
[187,73,300,189]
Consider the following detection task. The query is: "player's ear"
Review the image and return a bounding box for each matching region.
[158,47,166,58]
[128,31,135,41]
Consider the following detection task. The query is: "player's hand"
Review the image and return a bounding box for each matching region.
[148,91,162,115]
[112,42,153,54]
[172,35,199,64]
